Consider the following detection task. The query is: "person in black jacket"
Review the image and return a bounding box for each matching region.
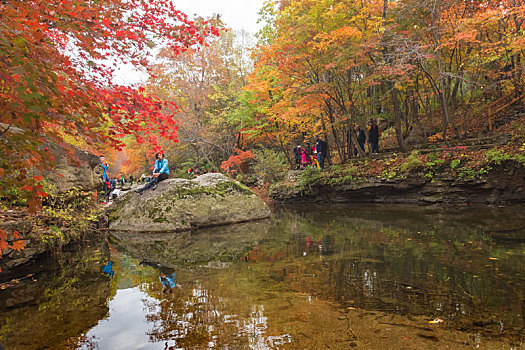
[368,119,380,154]
[293,145,301,170]
[315,135,327,169]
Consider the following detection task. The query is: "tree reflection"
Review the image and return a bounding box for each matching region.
[113,204,525,345]
[141,278,292,349]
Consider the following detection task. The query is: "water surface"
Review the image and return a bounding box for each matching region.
[1,204,524,349]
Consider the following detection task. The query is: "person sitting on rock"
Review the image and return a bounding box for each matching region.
[135,152,169,194]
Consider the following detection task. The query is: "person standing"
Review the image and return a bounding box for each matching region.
[99,155,110,203]
[129,175,134,185]
[298,145,310,169]
[315,135,327,170]
[293,145,301,170]
[135,152,169,194]
[368,119,380,154]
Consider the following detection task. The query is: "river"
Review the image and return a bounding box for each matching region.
[1,204,524,349]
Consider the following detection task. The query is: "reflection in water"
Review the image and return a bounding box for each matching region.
[78,288,168,350]
[0,240,112,350]
[1,204,524,349]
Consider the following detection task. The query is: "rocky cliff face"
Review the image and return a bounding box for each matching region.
[46,144,102,194]
[108,173,271,233]
[271,165,525,205]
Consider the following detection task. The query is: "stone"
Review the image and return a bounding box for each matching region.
[0,123,102,194]
[271,165,525,205]
[108,173,271,233]
[45,143,102,194]
[405,124,430,145]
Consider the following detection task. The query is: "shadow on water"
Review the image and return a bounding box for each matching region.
[1,204,524,349]
[110,219,272,268]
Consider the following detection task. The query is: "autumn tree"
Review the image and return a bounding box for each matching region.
[0,0,219,263]
[146,28,255,173]
[0,0,218,205]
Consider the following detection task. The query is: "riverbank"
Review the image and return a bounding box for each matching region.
[0,190,107,281]
[270,158,525,205]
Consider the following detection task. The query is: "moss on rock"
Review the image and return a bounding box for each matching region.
[108,173,270,233]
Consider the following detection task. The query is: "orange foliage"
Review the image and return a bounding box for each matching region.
[220,149,255,173]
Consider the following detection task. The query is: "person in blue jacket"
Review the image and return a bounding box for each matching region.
[159,272,176,289]
[99,155,110,203]
[135,152,169,194]
[101,261,114,278]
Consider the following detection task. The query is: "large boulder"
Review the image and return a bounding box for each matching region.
[108,173,271,232]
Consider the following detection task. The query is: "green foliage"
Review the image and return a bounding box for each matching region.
[298,165,362,189]
[1,185,27,207]
[399,150,424,173]
[458,165,492,180]
[298,166,325,190]
[252,148,288,183]
[381,169,399,179]
[485,149,511,165]
[40,188,103,247]
[457,167,477,180]
[484,149,525,167]
[424,155,445,181]
[450,159,461,170]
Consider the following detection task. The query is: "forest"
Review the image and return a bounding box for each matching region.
[105,0,525,182]
[1,0,525,255]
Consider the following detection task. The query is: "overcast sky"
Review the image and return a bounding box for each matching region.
[175,0,266,34]
[113,0,266,85]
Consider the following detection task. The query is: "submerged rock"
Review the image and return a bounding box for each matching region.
[108,173,271,232]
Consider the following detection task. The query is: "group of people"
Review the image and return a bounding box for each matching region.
[354,119,381,155]
[99,152,171,203]
[293,120,381,171]
[98,121,382,202]
[294,135,328,170]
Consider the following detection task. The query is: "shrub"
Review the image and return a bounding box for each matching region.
[298,166,324,189]
[399,150,424,173]
[450,159,461,170]
[485,149,510,165]
[252,148,288,183]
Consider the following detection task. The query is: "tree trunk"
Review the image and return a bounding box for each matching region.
[389,81,407,152]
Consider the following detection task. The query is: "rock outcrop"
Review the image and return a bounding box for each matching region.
[108,173,271,232]
[46,144,102,194]
[271,164,525,205]
[0,123,102,194]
